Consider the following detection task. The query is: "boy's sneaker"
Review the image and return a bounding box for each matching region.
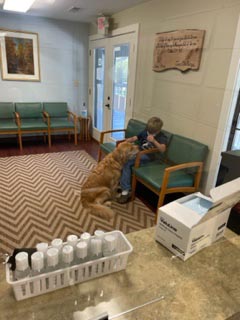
[117,191,131,204]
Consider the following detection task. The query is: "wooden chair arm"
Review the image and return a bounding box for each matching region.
[164,161,203,173]
[134,148,160,168]
[43,111,50,125]
[14,112,21,126]
[99,128,126,144]
[162,161,203,193]
[68,111,78,123]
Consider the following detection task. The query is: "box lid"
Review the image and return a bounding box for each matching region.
[210,177,240,203]
[200,178,240,223]
[159,178,240,228]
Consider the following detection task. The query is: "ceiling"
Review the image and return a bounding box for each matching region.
[0,0,150,23]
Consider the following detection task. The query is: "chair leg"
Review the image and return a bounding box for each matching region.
[157,191,165,209]
[48,131,51,148]
[74,128,77,145]
[155,208,159,224]
[155,192,166,224]
[18,133,22,151]
[155,191,165,224]
[131,174,137,201]
[43,133,46,144]
[97,149,102,162]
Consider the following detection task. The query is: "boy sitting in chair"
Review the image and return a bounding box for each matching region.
[117,116,168,204]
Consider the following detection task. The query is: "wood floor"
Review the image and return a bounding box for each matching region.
[0,135,99,160]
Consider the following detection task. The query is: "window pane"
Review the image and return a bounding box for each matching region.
[94,48,105,131]
[231,114,240,150]
[111,44,129,140]
[232,129,240,150]
[236,114,240,129]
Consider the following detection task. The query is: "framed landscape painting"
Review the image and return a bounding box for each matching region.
[0,29,40,81]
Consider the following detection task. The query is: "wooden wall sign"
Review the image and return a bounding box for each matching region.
[153,29,205,72]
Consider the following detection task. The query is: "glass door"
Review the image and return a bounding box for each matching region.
[89,25,138,142]
[111,42,130,140]
[93,46,105,132]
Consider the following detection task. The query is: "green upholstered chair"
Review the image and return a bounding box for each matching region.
[43,102,78,145]
[15,102,50,150]
[0,102,21,149]
[131,134,208,221]
[97,119,147,162]
[97,118,172,162]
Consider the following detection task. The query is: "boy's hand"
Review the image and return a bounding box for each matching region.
[147,134,166,152]
[147,134,155,142]
[126,136,138,143]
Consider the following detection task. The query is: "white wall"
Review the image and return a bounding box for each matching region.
[111,0,240,193]
[0,12,89,115]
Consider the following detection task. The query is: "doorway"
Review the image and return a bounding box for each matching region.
[227,92,240,150]
[89,24,139,142]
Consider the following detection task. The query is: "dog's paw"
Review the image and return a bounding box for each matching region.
[104,201,112,207]
[95,210,114,221]
[104,211,114,221]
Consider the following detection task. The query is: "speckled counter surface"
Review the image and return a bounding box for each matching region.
[0,227,240,320]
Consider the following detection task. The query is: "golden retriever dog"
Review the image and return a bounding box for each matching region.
[81,141,139,220]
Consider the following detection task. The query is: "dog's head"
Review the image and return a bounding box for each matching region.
[113,141,139,164]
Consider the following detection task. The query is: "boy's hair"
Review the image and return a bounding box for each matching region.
[146,117,163,134]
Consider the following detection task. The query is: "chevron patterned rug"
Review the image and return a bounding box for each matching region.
[0,150,155,255]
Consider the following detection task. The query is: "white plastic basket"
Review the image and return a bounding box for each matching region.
[6,231,133,301]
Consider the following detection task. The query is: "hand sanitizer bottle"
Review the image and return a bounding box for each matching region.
[30,251,44,294]
[94,230,105,239]
[81,102,87,117]
[93,229,104,256]
[51,238,63,251]
[90,238,103,260]
[36,242,48,267]
[67,235,78,262]
[51,238,63,264]
[67,234,78,248]
[31,251,44,276]
[103,234,117,257]
[14,252,30,280]
[80,232,91,255]
[61,245,74,268]
[76,241,88,264]
[46,247,59,272]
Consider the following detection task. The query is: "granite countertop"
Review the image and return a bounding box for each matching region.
[0,227,240,320]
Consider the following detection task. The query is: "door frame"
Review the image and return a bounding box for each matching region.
[227,90,240,150]
[205,15,240,193]
[89,24,139,142]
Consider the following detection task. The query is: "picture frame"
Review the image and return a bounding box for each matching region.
[0,28,40,81]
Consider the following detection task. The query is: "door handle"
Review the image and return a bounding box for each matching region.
[105,103,110,109]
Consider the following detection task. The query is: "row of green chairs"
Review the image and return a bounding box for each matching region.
[0,102,78,150]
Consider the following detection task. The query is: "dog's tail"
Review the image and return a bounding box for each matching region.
[87,203,114,221]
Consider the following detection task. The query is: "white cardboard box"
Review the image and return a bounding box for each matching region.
[155,178,240,261]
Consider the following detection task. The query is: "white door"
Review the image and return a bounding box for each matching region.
[89,24,139,142]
